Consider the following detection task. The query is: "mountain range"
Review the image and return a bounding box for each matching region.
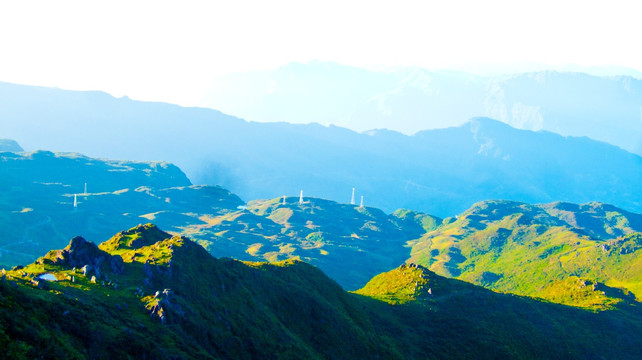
[3,148,642,300]
[407,199,642,306]
[3,224,642,359]
[3,61,642,358]
[2,81,642,216]
[200,61,642,155]
[0,150,241,267]
[4,136,642,357]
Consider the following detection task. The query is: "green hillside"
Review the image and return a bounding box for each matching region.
[354,264,642,359]
[2,224,396,359]
[189,198,439,290]
[407,200,642,308]
[3,226,642,359]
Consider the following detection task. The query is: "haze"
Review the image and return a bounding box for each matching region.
[1,0,640,107]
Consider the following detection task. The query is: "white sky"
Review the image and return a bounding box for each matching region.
[0,0,640,105]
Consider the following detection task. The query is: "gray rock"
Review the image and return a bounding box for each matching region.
[81,264,91,276]
[149,288,183,325]
[54,237,125,277]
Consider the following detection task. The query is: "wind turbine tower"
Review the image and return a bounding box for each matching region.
[359,196,364,208]
[351,188,355,205]
[299,190,304,204]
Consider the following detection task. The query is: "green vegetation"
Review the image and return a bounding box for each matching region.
[354,263,471,304]
[4,226,642,359]
[1,225,398,359]
[5,149,642,313]
[408,200,642,309]
[189,197,433,290]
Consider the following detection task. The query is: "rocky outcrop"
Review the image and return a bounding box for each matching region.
[149,288,184,325]
[45,236,125,277]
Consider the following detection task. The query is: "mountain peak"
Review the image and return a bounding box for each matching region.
[99,223,171,253]
[466,117,515,132]
[0,139,23,152]
[354,263,473,304]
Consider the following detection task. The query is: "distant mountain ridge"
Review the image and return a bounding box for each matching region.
[0,150,242,267]
[4,146,642,296]
[2,81,642,216]
[200,61,642,155]
[407,199,642,305]
[0,149,431,290]
[4,146,642,304]
[0,139,23,152]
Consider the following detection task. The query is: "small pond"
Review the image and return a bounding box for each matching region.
[37,273,57,281]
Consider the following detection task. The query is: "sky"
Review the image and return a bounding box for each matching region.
[0,0,640,106]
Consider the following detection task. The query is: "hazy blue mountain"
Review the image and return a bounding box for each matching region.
[0,150,242,267]
[0,139,23,152]
[2,80,642,216]
[200,62,486,131]
[3,146,642,294]
[0,148,431,290]
[200,61,642,155]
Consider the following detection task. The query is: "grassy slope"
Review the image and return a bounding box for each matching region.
[408,200,642,308]
[4,228,642,359]
[355,264,642,359]
[2,225,400,359]
[188,197,440,290]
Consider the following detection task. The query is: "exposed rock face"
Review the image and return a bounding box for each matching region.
[47,236,125,276]
[143,262,154,279]
[81,265,91,276]
[149,288,183,325]
[110,256,125,274]
[64,237,107,268]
